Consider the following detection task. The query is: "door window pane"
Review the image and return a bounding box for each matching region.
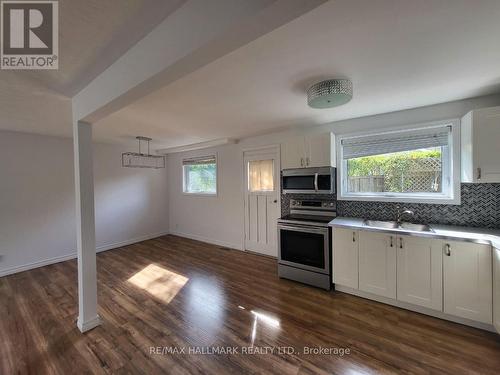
[248,159,274,192]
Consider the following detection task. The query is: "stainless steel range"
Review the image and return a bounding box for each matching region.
[277,199,336,290]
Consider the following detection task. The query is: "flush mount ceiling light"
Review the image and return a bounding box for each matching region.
[307,79,353,109]
[122,136,165,169]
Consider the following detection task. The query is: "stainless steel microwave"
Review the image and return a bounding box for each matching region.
[281,167,336,194]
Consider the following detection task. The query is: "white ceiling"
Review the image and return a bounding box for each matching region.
[0,0,185,137]
[18,0,186,96]
[1,0,500,148]
[93,0,500,149]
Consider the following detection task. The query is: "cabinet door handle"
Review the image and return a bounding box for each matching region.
[306,157,310,166]
[352,232,356,243]
[477,167,482,180]
[300,158,304,167]
[390,236,393,248]
[399,237,403,249]
[444,243,451,256]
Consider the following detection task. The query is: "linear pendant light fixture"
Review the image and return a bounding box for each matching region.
[122,136,165,168]
[307,79,353,109]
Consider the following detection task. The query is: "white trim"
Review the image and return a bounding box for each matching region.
[77,315,102,333]
[95,231,170,252]
[169,230,243,250]
[0,253,77,278]
[335,285,494,332]
[158,138,236,154]
[0,231,170,278]
[337,119,461,205]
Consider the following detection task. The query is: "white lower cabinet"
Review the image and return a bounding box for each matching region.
[333,228,359,288]
[443,240,493,324]
[358,231,397,299]
[332,227,495,328]
[494,247,500,332]
[396,235,442,311]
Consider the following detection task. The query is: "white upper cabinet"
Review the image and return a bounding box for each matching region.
[333,228,359,289]
[281,133,335,169]
[443,240,492,324]
[281,136,307,170]
[461,106,500,183]
[358,231,397,299]
[396,235,443,311]
[305,133,335,168]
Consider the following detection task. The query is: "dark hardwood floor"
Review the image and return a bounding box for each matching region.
[1,235,499,374]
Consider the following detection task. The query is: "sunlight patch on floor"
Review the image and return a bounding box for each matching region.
[127,264,188,303]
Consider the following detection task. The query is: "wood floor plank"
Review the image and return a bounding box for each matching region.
[0,234,499,374]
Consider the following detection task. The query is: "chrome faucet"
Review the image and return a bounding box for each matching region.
[396,205,414,225]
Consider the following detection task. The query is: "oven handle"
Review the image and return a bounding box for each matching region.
[278,224,328,235]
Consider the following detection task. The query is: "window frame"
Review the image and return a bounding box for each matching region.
[337,119,461,205]
[182,154,218,196]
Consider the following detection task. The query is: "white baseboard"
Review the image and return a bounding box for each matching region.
[95,231,170,253]
[0,230,170,278]
[335,285,495,332]
[77,315,102,333]
[0,253,77,278]
[169,229,243,250]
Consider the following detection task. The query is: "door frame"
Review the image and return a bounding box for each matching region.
[241,144,281,254]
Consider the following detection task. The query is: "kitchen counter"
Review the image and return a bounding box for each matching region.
[329,217,500,249]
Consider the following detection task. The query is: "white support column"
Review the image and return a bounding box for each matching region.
[73,120,100,333]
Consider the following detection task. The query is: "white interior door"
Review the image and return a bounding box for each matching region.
[244,147,280,257]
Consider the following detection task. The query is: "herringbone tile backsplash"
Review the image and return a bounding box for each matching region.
[281,184,500,229]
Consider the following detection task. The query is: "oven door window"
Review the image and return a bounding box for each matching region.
[280,229,325,269]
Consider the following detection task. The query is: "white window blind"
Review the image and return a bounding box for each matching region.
[342,126,451,159]
[182,155,216,165]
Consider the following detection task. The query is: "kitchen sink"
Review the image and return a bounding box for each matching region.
[399,222,433,232]
[363,220,434,233]
[363,220,399,229]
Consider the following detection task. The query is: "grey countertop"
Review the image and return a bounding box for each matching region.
[329,217,500,249]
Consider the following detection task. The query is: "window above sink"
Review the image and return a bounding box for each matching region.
[337,120,461,205]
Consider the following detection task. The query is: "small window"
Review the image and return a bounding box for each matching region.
[248,159,274,192]
[338,122,459,204]
[183,155,217,195]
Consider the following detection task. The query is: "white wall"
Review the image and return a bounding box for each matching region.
[0,130,168,276]
[167,93,500,250]
[168,144,244,249]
